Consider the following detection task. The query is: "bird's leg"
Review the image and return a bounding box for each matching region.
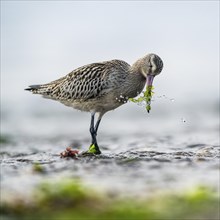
[87,113,101,154]
[94,115,102,136]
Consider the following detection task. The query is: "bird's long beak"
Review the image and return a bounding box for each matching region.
[146,75,154,86]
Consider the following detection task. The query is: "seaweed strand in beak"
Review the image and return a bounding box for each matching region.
[145,75,155,113]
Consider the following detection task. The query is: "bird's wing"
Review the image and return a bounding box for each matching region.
[37,60,130,101]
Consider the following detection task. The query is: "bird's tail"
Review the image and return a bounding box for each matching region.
[25,84,50,95]
[25,84,40,92]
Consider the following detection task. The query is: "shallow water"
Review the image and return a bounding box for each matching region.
[1,101,219,203]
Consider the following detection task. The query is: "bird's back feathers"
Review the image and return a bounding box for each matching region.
[25,60,130,101]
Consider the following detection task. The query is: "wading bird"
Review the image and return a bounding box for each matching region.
[25,54,163,154]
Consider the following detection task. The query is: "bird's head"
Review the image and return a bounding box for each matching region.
[140,53,163,87]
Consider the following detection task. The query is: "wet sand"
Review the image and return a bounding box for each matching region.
[0,102,219,219]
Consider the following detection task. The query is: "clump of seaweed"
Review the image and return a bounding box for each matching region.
[129,86,154,113]
[0,134,11,145]
[36,179,99,209]
[1,179,219,220]
[32,163,46,174]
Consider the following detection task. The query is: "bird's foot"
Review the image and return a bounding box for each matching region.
[84,143,101,155]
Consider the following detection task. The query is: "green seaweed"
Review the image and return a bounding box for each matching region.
[36,179,98,209]
[87,144,97,154]
[0,134,11,144]
[32,163,46,174]
[1,179,219,220]
[129,86,154,113]
[85,144,101,155]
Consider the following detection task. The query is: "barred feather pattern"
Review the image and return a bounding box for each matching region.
[26,54,163,113]
[31,60,129,101]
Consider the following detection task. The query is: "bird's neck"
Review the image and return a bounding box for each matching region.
[130,58,146,77]
[119,67,146,99]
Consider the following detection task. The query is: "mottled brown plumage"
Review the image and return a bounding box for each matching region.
[26,53,163,154]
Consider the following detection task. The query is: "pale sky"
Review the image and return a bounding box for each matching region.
[1,1,219,113]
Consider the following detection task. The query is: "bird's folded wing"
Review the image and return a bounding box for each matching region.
[40,60,130,101]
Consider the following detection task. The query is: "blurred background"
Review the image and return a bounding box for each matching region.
[1,0,219,141]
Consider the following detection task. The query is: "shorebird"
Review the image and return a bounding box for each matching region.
[25,53,163,154]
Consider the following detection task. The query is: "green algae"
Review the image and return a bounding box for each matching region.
[87,144,97,154]
[32,163,46,174]
[1,179,219,220]
[0,134,11,145]
[129,86,154,113]
[36,179,99,209]
[86,144,101,155]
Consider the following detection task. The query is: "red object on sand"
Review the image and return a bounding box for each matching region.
[60,147,79,158]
